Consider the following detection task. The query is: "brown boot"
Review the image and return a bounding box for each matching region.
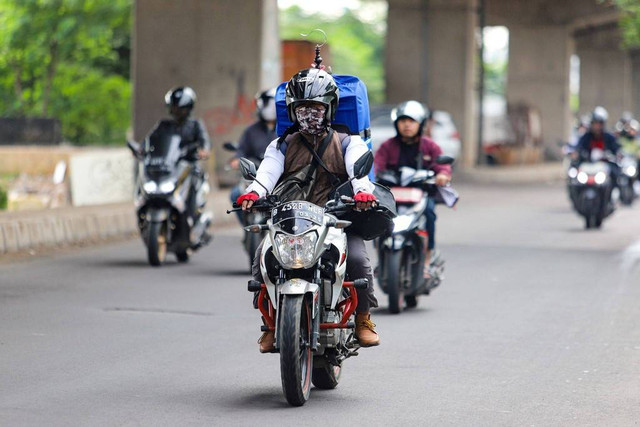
[355,312,380,347]
[258,330,275,353]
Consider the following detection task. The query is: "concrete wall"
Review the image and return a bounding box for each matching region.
[386,0,478,167]
[132,0,280,183]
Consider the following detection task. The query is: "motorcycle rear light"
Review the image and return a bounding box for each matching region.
[390,187,424,203]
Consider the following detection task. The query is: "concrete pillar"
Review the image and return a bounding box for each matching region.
[575,26,634,126]
[578,50,634,123]
[632,51,640,119]
[507,25,573,159]
[132,0,280,183]
[386,0,478,168]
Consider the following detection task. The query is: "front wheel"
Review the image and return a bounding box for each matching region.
[384,250,403,314]
[280,295,312,406]
[148,222,167,266]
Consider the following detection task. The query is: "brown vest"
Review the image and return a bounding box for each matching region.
[280,131,348,206]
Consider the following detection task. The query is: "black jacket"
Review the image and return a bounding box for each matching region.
[147,118,211,152]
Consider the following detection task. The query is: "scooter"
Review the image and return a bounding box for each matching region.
[567,159,615,229]
[127,131,211,266]
[375,156,456,314]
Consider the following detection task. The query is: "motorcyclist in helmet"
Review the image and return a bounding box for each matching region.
[229,88,278,221]
[374,100,452,280]
[615,111,640,155]
[236,68,381,352]
[575,106,620,165]
[145,86,211,222]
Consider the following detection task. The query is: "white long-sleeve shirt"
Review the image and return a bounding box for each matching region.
[246,134,375,197]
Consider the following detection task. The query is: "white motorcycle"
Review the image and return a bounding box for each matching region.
[229,153,380,406]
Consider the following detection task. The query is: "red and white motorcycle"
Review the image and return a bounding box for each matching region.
[229,154,376,406]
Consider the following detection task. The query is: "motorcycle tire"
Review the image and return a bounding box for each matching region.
[385,250,403,314]
[148,222,167,267]
[280,295,312,406]
[176,249,190,263]
[312,356,342,390]
[404,295,418,308]
[621,187,633,206]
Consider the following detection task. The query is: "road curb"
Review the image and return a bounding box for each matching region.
[0,189,237,256]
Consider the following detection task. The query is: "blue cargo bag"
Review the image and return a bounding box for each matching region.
[275,75,374,180]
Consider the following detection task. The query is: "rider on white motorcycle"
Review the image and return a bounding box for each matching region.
[237,68,381,352]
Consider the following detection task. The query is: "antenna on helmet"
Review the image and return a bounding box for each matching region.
[300,29,331,72]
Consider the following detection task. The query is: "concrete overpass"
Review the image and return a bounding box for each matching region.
[133,0,639,173]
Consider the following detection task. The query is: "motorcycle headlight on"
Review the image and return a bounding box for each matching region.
[142,181,158,193]
[568,167,578,179]
[158,179,176,193]
[577,171,588,184]
[625,165,637,177]
[273,232,318,269]
[594,171,607,185]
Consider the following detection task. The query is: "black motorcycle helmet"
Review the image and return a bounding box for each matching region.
[285,68,339,123]
[165,86,197,119]
[255,87,277,121]
[391,100,429,137]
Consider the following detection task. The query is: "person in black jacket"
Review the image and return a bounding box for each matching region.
[145,86,211,222]
[576,106,620,163]
[229,88,277,221]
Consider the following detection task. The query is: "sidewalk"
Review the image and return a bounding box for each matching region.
[454,162,565,185]
[0,189,236,255]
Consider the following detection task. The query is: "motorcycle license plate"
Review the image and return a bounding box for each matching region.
[390,187,423,203]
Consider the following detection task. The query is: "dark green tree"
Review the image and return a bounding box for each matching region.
[0,0,132,144]
[611,0,640,48]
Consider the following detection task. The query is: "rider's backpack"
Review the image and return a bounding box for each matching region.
[275,74,373,179]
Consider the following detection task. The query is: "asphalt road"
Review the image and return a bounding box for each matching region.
[2,181,640,426]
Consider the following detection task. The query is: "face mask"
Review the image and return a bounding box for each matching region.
[295,104,327,135]
[260,99,276,122]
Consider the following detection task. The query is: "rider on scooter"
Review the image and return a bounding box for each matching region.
[236,68,381,352]
[374,100,451,279]
[575,107,620,179]
[144,87,211,222]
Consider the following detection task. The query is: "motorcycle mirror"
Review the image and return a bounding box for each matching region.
[436,155,455,165]
[353,151,374,179]
[223,142,237,152]
[239,157,257,180]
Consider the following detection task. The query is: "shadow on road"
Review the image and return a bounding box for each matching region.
[371,306,433,316]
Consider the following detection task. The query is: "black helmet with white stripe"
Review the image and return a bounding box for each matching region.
[285,68,339,123]
[165,86,197,111]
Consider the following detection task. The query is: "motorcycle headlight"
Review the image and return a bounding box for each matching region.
[568,167,578,179]
[142,181,158,193]
[577,172,588,184]
[392,215,413,233]
[159,180,176,193]
[274,232,318,269]
[594,171,607,185]
[625,165,637,177]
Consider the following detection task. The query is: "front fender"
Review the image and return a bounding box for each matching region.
[280,279,320,319]
[147,208,169,222]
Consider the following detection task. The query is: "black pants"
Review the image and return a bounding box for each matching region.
[252,233,378,313]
